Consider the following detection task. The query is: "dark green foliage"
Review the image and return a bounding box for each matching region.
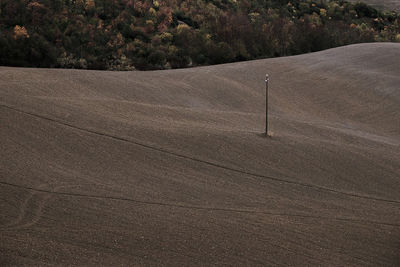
[354,2,378,18]
[0,0,399,70]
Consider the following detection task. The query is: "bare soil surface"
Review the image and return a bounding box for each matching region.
[1,43,400,266]
[349,0,400,11]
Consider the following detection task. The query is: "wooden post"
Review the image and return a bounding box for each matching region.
[265,74,269,136]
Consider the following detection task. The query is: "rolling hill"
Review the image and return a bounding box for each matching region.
[1,42,400,266]
[349,0,400,11]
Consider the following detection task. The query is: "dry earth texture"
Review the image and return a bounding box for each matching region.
[349,0,400,11]
[1,43,400,266]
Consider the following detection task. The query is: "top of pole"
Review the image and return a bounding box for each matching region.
[265,74,269,83]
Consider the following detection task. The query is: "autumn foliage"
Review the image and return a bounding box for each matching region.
[0,0,399,70]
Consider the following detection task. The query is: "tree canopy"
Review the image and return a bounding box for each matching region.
[0,0,399,70]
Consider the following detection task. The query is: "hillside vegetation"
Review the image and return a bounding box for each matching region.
[0,0,400,70]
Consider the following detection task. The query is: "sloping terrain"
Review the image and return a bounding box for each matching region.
[349,0,400,11]
[1,43,399,266]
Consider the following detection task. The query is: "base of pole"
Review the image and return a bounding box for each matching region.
[257,132,273,138]
[266,130,274,137]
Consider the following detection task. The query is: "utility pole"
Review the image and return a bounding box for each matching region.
[265,74,269,136]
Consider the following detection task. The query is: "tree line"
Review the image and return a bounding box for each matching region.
[0,0,399,70]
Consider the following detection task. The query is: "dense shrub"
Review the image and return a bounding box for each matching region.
[0,0,399,70]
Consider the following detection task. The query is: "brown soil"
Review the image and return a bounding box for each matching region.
[1,43,399,266]
[348,0,400,11]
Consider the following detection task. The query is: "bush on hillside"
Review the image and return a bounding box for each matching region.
[0,0,399,70]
